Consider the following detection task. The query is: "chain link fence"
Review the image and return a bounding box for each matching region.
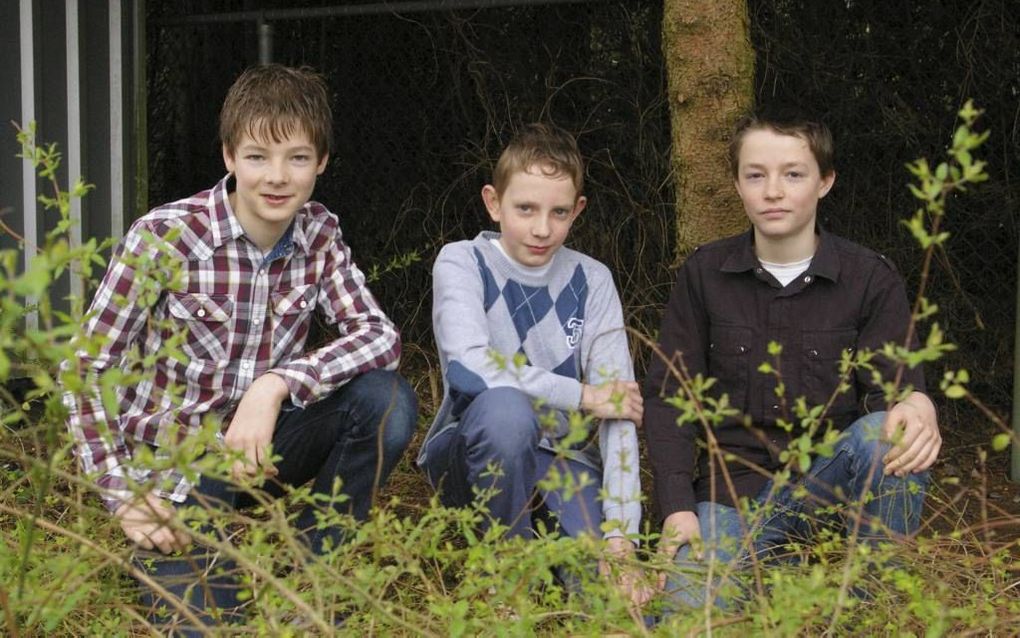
[147,0,1019,410]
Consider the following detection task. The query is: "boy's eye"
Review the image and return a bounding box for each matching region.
[245,154,265,161]
[553,208,571,217]
[744,172,763,180]
[292,154,311,163]
[517,205,532,213]
[786,171,804,179]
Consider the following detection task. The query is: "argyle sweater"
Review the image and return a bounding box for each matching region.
[418,231,641,537]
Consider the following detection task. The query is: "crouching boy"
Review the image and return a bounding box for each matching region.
[644,107,941,609]
[64,65,417,631]
[418,123,648,605]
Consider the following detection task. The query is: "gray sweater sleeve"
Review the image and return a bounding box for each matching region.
[432,243,583,410]
[581,264,643,539]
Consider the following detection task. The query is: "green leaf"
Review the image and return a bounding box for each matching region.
[944,385,966,399]
[992,433,1011,452]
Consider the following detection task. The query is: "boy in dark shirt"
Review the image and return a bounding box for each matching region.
[643,108,941,607]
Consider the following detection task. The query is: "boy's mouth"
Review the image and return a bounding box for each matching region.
[262,194,291,205]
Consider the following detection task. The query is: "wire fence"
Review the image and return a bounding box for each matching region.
[147,0,1019,409]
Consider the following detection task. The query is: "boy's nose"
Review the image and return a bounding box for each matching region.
[765,176,784,199]
[266,160,289,184]
[531,215,551,237]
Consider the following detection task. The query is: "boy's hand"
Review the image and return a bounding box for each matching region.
[116,492,191,554]
[656,510,701,590]
[598,537,654,610]
[882,391,941,477]
[581,380,643,425]
[224,373,290,482]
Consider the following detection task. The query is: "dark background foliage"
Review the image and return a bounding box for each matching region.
[147,0,1019,415]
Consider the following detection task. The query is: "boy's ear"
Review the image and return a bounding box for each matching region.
[818,170,836,199]
[572,195,587,218]
[222,144,236,173]
[481,184,501,222]
[316,153,329,175]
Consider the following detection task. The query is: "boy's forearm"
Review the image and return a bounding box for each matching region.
[599,420,643,538]
[269,314,400,407]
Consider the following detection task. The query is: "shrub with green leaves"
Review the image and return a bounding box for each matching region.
[2,102,1019,637]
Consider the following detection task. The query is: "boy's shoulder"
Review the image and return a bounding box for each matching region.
[555,244,614,279]
[124,188,220,258]
[823,231,900,272]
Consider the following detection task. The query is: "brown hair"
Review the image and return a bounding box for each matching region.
[492,123,584,196]
[219,64,332,159]
[729,107,835,178]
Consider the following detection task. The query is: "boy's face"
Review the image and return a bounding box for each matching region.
[482,164,586,268]
[223,125,328,244]
[734,128,834,247]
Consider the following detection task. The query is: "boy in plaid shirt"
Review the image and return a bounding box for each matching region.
[65,64,417,630]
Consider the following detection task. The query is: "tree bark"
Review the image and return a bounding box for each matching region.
[662,0,755,261]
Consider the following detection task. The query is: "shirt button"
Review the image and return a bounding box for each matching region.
[804,275,813,283]
[253,317,262,325]
[738,345,747,353]
[241,361,251,370]
[755,267,763,274]
[299,300,308,309]
[196,308,206,318]
[772,404,780,411]
[809,349,819,357]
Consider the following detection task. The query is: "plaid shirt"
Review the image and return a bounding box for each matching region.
[64,175,400,512]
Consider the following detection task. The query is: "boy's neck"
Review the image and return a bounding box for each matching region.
[228,192,290,254]
[752,228,818,264]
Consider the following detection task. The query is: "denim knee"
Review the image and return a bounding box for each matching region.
[841,411,889,460]
[347,368,418,457]
[459,387,539,460]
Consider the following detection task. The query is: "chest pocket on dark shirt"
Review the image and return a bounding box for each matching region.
[166,292,234,361]
[707,325,752,409]
[802,329,858,418]
[271,284,318,344]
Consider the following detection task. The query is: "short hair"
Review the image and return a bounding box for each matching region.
[728,106,834,178]
[219,64,332,159]
[492,123,584,197]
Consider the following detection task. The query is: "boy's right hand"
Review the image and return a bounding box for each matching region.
[656,510,701,590]
[115,492,191,555]
[581,380,643,424]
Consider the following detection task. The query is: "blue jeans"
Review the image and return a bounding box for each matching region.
[421,387,602,541]
[135,369,417,636]
[666,411,928,610]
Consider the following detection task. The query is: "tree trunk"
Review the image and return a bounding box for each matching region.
[663,0,755,261]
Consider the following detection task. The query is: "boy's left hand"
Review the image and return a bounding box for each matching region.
[882,391,941,477]
[224,373,290,482]
[599,536,654,611]
[581,380,644,425]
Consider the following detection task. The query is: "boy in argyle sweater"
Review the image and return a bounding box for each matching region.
[418,123,648,606]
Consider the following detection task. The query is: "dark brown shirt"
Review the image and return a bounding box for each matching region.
[643,229,926,516]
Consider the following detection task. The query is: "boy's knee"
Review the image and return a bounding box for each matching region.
[461,387,539,458]
[350,369,418,453]
[843,411,891,459]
